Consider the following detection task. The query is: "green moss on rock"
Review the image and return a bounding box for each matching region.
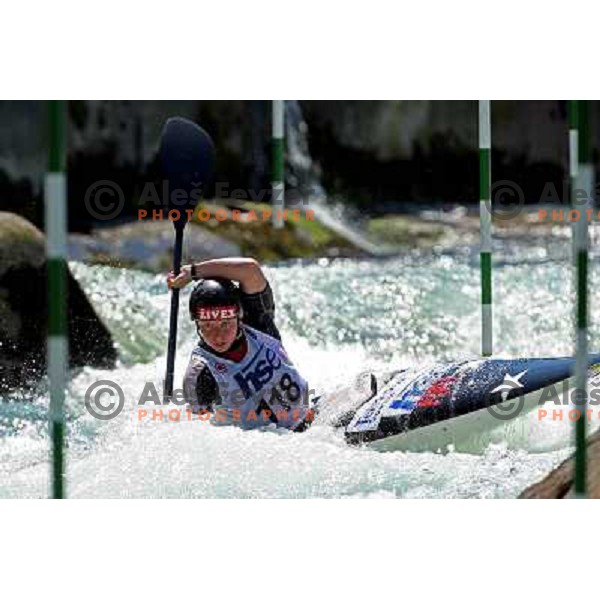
[191,201,361,261]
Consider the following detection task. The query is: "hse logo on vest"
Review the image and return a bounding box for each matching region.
[234,344,283,399]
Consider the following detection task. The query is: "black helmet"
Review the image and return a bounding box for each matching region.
[189,278,242,321]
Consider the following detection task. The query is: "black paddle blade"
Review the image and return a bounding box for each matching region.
[159,117,215,220]
[160,118,215,398]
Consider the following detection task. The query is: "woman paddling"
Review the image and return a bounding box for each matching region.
[167,257,315,431]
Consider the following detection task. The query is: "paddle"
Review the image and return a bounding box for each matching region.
[159,117,215,400]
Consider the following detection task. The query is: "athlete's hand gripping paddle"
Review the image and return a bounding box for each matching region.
[159,117,215,400]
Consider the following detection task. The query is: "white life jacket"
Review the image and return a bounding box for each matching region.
[191,324,312,430]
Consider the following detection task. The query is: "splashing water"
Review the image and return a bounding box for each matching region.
[1,232,598,498]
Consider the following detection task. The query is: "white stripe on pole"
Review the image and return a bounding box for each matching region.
[481,304,492,354]
[272,100,285,229]
[574,165,593,251]
[480,199,492,253]
[569,117,579,273]
[479,101,491,149]
[273,100,284,139]
[569,130,578,179]
[47,336,67,423]
[272,182,284,207]
[45,173,67,258]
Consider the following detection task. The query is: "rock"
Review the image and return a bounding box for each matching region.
[520,430,600,498]
[0,211,117,391]
[299,100,568,207]
[0,101,576,234]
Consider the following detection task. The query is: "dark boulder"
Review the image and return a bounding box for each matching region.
[0,211,117,391]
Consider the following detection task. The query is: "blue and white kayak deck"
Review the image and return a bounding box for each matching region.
[334,355,600,452]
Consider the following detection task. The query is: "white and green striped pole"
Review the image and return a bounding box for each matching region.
[570,100,592,498]
[272,100,285,229]
[479,100,493,356]
[45,100,67,499]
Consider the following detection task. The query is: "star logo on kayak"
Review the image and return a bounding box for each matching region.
[491,370,527,402]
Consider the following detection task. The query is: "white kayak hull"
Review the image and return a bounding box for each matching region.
[319,355,600,453]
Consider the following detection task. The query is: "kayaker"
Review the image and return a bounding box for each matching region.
[167,257,315,430]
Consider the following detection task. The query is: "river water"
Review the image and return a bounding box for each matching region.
[2,229,599,498]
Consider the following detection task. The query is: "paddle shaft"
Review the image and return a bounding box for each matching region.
[164,225,185,399]
[159,117,215,401]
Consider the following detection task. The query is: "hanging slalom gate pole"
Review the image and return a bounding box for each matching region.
[45,101,67,499]
[479,101,492,357]
[570,100,592,498]
[272,100,285,229]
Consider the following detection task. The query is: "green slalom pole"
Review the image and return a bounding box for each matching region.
[479,100,492,356]
[570,100,592,498]
[45,100,67,499]
[272,100,285,229]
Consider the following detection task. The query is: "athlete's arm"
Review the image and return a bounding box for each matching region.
[167,257,267,294]
[240,281,282,341]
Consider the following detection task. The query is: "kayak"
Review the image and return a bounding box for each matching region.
[320,355,600,452]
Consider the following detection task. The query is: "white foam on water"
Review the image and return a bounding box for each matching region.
[2,239,597,498]
[0,345,578,499]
